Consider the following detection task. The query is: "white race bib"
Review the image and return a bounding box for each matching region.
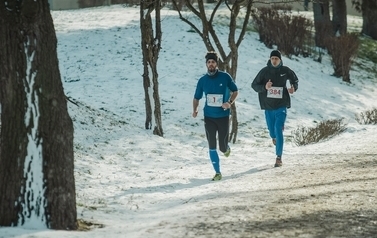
[267,87,283,99]
[206,94,223,107]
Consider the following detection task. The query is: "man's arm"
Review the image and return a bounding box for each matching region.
[251,70,266,93]
[192,98,199,118]
[228,91,238,104]
[289,70,299,92]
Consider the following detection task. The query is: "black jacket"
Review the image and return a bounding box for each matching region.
[252,60,299,110]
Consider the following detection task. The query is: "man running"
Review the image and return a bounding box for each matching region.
[252,50,298,167]
[193,51,238,181]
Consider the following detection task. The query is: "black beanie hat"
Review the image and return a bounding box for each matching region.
[205,52,218,63]
[270,50,281,60]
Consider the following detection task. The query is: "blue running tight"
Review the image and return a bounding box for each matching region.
[265,107,287,157]
[209,149,220,173]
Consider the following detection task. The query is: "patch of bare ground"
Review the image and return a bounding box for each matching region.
[152,154,377,237]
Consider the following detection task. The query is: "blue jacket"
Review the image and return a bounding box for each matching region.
[252,60,298,110]
[194,70,238,118]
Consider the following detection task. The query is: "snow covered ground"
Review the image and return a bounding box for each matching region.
[1,4,376,238]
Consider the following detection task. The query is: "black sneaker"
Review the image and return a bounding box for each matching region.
[274,157,282,167]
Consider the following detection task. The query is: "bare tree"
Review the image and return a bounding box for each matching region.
[172,0,253,143]
[0,0,77,229]
[332,0,347,36]
[141,0,164,136]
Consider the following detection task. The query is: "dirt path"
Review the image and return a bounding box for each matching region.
[149,154,377,237]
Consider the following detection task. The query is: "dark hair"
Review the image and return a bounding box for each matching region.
[270,50,281,60]
[205,51,218,63]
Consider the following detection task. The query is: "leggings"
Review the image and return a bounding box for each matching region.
[204,116,229,153]
[265,107,287,157]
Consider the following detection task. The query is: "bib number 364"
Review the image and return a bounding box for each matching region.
[267,87,283,99]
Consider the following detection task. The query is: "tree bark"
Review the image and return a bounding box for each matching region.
[313,0,332,47]
[141,0,164,136]
[361,0,377,40]
[332,0,347,36]
[0,0,77,229]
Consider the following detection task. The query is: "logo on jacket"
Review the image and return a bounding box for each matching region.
[280,74,286,77]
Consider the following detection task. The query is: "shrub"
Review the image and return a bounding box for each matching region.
[355,108,377,125]
[293,118,347,146]
[275,14,312,57]
[251,7,279,48]
[325,33,360,83]
[251,6,313,57]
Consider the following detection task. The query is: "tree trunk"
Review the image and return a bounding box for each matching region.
[226,2,241,144]
[313,0,332,47]
[141,24,153,131]
[304,0,309,11]
[332,0,347,36]
[361,0,377,40]
[140,0,164,137]
[0,0,77,229]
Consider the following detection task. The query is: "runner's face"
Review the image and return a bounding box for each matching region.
[206,59,217,72]
[270,56,281,66]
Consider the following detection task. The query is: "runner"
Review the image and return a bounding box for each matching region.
[192,51,238,181]
[251,50,298,167]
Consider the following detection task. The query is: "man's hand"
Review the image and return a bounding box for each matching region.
[192,111,198,118]
[222,102,231,110]
[192,99,199,118]
[265,79,273,90]
[288,85,295,94]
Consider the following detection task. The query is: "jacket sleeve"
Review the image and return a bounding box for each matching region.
[251,69,266,93]
[288,69,299,92]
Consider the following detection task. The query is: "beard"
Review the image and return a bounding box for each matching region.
[207,66,217,73]
[207,67,218,76]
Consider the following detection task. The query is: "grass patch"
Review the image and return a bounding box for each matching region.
[77,219,104,231]
[358,36,377,63]
[352,36,377,80]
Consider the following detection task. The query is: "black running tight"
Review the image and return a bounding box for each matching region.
[204,116,229,153]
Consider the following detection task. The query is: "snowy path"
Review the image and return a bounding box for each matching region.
[69,102,377,238]
[142,154,377,237]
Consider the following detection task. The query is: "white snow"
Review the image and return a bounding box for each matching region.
[1,4,376,238]
[21,38,46,228]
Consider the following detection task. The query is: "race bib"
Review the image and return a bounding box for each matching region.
[206,94,223,107]
[267,87,283,99]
